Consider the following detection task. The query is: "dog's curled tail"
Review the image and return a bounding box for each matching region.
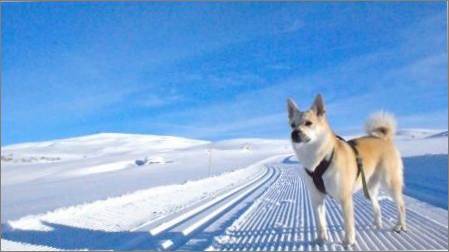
[364,111,397,140]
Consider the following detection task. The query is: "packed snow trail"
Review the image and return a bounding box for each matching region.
[207,156,448,251]
[118,159,282,250]
[2,155,447,250]
[128,155,448,251]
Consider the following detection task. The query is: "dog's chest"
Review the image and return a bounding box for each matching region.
[296,160,341,199]
[322,168,340,198]
[292,143,341,198]
[292,143,321,168]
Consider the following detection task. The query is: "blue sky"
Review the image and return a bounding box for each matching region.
[2,2,447,145]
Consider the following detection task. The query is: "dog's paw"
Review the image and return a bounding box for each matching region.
[342,236,356,247]
[393,223,407,233]
[315,231,328,245]
[318,230,329,241]
[314,238,325,245]
[373,220,383,229]
[342,241,355,249]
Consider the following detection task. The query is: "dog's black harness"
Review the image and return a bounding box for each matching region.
[304,135,371,200]
[305,150,335,195]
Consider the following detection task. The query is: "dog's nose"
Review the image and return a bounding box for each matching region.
[291,129,302,143]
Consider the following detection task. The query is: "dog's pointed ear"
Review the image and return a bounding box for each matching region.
[287,98,299,119]
[311,94,325,116]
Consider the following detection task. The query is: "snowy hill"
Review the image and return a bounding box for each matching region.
[395,128,444,140]
[1,133,291,221]
[1,133,209,164]
[427,130,449,138]
[393,129,448,157]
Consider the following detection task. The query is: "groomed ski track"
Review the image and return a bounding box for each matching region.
[125,155,448,251]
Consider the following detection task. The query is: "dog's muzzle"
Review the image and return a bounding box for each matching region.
[291,129,310,143]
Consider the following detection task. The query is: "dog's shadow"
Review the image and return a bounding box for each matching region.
[1,221,348,251]
[1,221,181,250]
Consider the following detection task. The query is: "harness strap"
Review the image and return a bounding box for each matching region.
[304,135,371,200]
[347,139,371,200]
[305,149,334,195]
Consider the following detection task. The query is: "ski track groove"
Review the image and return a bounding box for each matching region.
[224,164,279,251]
[121,162,279,250]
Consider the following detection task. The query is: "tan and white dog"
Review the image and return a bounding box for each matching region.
[287,94,406,246]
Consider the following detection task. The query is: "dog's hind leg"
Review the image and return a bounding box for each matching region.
[385,155,407,233]
[390,181,406,233]
[368,172,382,229]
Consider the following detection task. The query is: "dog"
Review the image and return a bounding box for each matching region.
[287,94,406,246]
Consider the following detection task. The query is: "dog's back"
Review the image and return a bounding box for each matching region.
[353,111,402,181]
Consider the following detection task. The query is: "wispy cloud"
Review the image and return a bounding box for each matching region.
[135,94,183,108]
[282,19,304,33]
[267,63,292,71]
[137,112,286,140]
[176,72,267,88]
[398,110,448,129]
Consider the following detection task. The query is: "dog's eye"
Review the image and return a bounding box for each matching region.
[290,123,296,128]
[304,120,313,126]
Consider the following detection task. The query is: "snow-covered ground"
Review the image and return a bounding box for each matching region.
[1,129,447,250]
[1,133,291,220]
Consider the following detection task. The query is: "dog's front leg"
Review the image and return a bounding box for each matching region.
[342,197,356,246]
[311,192,328,243]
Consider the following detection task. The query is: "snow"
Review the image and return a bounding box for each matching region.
[6,158,269,233]
[206,162,447,251]
[395,136,448,157]
[1,129,447,250]
[67,160,135,176]
[1,239,61,251]
[1,133,291,220]
[395,128,444,140]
